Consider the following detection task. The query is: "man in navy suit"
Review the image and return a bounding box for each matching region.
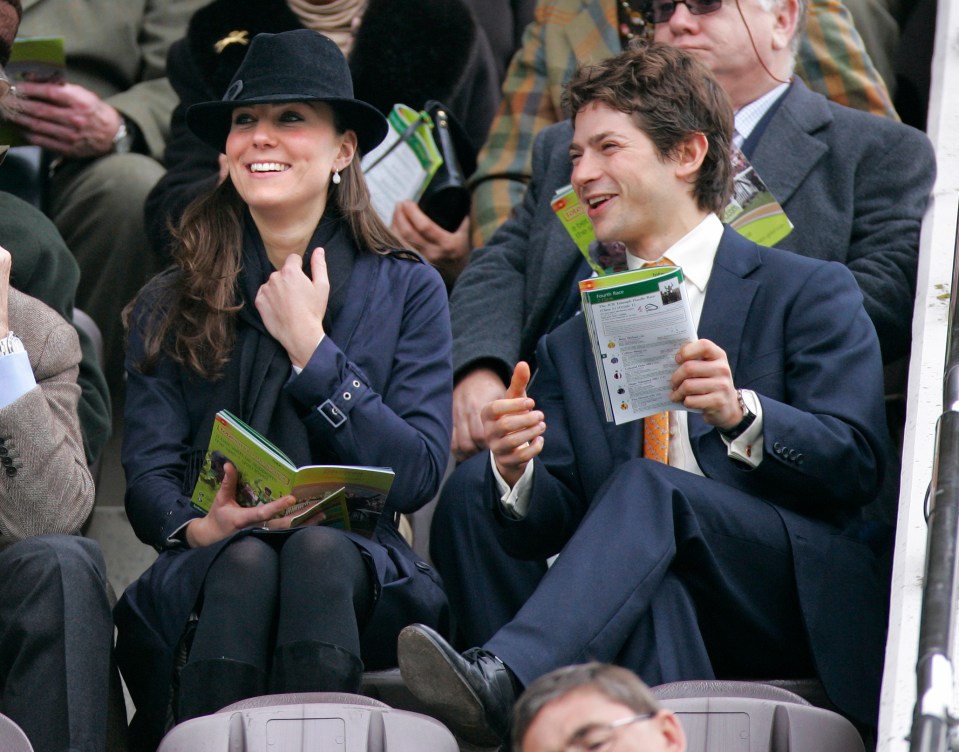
[399,42,891,748]
[434,0,934,651]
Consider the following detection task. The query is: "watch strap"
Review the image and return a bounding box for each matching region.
[719,389,756,440]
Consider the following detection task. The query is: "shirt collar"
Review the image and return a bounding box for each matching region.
[734,82,790,145]
[626,213,724,294]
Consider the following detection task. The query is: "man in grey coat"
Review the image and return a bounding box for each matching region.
[435,0,936,647]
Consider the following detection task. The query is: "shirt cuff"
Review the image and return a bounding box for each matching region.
[722,389,764,467]
[0,350,37,409]
[491,452,535,519]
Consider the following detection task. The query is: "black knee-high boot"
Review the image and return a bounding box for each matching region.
[176,658,267,722]
[269,640,364,694]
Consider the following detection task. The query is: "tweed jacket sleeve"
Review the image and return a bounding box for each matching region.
[469,0,899,246]
[0,290,94,545]
[3,193,112,465]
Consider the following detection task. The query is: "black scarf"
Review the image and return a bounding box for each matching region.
[184,211,356,489]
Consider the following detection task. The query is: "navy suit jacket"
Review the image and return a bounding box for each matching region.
[489,228,892,726]
[450,79,936,375]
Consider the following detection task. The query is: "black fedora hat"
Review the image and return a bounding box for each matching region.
[187,29,388,154]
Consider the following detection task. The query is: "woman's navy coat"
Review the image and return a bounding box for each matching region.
[114,239,452,744]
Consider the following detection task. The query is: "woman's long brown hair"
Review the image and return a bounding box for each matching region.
[126,123,401,381]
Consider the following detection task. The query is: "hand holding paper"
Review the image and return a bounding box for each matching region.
[669,339,742,430]
[186,462,295,548]
[12,81,124,158]
[481,361,545,488]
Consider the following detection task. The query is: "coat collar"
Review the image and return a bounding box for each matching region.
[750,79,832,207]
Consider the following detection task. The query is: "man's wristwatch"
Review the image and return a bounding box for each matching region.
[0,331,25,357]
[111,117,137,154]
[719,389,756,440]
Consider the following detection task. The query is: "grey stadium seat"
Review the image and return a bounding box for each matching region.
[0,713,34,752]
[156,692,458,751]
[652,680,865,752]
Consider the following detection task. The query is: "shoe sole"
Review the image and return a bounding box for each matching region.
[398,627,505,748]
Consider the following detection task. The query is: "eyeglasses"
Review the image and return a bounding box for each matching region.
[562,712,656,751]
[649,0,724,24]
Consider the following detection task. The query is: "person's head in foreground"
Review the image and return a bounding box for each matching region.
[563,41,733,262]
[512,663,686,752]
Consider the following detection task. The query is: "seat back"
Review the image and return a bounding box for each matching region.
[652,680,863,752]
[0,713,34,752]
[0,146,47,210]
[157,692,459,751]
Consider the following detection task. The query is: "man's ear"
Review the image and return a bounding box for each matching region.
[657,710,686,751]
[673,132,709,180]
[770,0,800,51]
[335,129,359,172]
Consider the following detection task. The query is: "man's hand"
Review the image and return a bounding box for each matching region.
[481,362,545,488]
[255,248,329,368]
[185,463,297,548]
[0,245,11,338]
[452,368,507,461]
[669,339,742,430]
[390,201,470,285]
[9,81,123,159]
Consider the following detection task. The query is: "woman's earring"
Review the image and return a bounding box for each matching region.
[332,169,341,185]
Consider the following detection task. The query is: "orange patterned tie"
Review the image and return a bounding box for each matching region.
[642,257,674,464]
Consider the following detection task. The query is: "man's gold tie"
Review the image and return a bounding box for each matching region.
[642,257,674,464]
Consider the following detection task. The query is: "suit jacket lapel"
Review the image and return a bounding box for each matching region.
[752,80,831,208]
[691,228,762,441]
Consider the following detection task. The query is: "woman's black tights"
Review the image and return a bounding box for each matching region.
[188,527,374,673]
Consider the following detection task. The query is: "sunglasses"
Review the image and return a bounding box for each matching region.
[649,0,724,23]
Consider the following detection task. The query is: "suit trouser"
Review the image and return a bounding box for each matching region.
[0,535,113,752]
[47,154,166,396]
[486,459,816,690]
[430,452,547,648]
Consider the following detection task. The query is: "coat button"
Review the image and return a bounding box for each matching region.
[414,561,431,572]
[773,442,782,454]
[788,449,798,461]
[797,453,804,465]
[5,466,15,477]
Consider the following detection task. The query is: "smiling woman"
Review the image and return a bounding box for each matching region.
[114,29,453,749]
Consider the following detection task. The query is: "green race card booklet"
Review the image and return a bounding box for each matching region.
[579,266,698,425]
[191,410,395,537]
